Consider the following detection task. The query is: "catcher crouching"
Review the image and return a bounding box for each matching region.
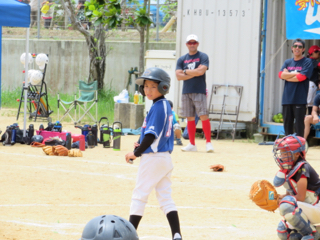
[250,134,320,240]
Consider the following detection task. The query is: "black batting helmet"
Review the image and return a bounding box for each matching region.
[136,67,170,96]
[79,215,139,240]
[31,135,43,143]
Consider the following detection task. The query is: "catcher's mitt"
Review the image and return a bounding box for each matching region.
[53,145,68,156]
[249,180,279,212]
[42,146,54,155]
[209,164,224,172]
[68,149,83,157]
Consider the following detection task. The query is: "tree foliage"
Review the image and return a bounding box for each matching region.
[83,0,152,30]
[83,0,152,75]
[160,0,177,22]
[60,0,153,90]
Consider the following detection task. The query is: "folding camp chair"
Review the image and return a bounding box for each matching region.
[74,80,98,124]
[57,93,77,123]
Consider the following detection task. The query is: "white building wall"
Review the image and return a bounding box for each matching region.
[175,0,263,122]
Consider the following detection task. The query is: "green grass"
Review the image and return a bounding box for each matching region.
[1,87,119,125]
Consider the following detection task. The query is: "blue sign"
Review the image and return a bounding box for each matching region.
[286,1,320,39]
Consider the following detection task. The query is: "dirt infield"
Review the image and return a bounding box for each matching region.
[1,109,320,240]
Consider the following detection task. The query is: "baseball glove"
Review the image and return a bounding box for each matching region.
[31,142,45,147]
[249,180,279,212]
[209,164,224,172]
[42,146,54,155]
[53,145,68,156]
[68,149,83,157]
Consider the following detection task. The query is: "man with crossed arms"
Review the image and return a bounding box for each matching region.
[175,34,214,153]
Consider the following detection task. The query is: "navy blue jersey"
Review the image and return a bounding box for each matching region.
[280,57,313,105]
[140,99,174,154]
[292,158,320,192]
[176,51,209,94]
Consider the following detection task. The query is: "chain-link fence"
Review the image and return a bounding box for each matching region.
[5,0,177,41]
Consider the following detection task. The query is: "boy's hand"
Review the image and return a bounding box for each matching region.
[125,152,136,163]
[134,142,140,148]
[277,194,287,205]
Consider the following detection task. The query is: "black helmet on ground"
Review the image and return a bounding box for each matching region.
[30,135,43,143]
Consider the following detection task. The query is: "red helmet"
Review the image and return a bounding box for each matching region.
[273,135,306,170]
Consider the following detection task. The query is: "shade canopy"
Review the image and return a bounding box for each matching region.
[0,0,30,27]
[0,0,30,108]
[0,0,30,137]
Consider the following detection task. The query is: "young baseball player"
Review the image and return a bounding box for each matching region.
[125,67,182,240]
[273,134,320,240]
[168,100,183,146]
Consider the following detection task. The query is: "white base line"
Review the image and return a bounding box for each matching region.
[16,165,263,191]
[0,219,239,239]
[19,165,136,180]
[0,151,137,168]
[0,151,272,181]
[0,203,267,212]
[2,219,81,235]
[139,237,170,240]
[0,219,238,234]
[12,159,270,187]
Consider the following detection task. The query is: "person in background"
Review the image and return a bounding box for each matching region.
[29,0,45,27]
[304,81,320,140]
[76,0,89,30]
[175,34,214,153]
[41,0,54,29]
[306,45,320,115]
[278,38,313,137]
[168,100,183,146]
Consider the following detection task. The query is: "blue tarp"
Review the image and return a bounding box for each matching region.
[0,0,30,108]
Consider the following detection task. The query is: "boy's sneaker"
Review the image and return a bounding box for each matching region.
[206,142,214,153]
[173,233,182,240]
[181,143,197,152]
[176,139,183,145]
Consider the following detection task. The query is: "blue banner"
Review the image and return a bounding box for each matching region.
[286,0,320,39]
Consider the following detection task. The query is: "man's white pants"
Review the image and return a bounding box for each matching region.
[130,152,177,216]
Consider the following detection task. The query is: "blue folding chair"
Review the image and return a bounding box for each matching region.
[74,80,98,124]
[57,80,98,124]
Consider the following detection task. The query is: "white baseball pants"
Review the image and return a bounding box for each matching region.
[287,201,320,231]
[130,151,177,216]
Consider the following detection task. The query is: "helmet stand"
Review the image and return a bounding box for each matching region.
[16,53,53,122]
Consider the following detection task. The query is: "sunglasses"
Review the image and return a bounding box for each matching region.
[293,45,303,49]
[315,50,320,53]
[187,41,198,45]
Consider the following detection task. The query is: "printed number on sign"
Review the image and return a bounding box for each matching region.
[217,9,245,17]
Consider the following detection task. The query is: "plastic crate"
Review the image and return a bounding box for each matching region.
[36,130,70,140]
